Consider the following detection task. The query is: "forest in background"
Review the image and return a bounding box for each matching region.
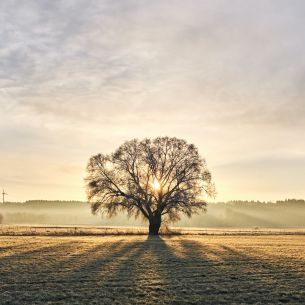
[0,199,305,228]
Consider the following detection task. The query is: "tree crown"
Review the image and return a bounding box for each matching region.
[86,137,215,223]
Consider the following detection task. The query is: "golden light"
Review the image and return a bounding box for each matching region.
[152,179,161,191]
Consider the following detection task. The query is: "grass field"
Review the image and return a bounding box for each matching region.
[2,225,305,236]
[1,234,305,304]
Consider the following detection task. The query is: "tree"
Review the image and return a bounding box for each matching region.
[86,137,215,235]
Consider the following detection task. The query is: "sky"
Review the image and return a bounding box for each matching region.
[0,0,305,202]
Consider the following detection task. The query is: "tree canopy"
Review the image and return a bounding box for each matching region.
[86,137,215,234]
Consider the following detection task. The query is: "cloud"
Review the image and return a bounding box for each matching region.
[1,0,305,124]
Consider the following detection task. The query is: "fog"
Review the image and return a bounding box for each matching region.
[1,200,304,228]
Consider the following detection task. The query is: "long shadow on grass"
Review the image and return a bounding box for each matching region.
[58,237,171,304]
[216,243,305,303]
[126,236,305,305]
[171,238,305,304]
[0,239,147,305]
[61,236,305,304]
[0,240,81,304]
[55,238,150,304]
[0,239,79,268]
[5,236,303,305]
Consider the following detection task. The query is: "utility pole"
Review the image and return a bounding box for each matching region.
[2,189,7,204]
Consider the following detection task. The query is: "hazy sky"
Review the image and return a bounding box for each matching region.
[0,0,305,202]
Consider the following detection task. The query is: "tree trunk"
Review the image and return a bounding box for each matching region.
[149,214,161,235]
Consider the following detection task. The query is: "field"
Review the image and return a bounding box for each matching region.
[2,225,305,236]
[1,234,305,304]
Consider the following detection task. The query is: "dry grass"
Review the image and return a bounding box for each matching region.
[1,234,305,304]
[1,225,305,236]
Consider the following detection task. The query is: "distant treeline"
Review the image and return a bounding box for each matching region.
[2,200,88,208]
[25,200,86,204]
[225,199,305,207]
[2,198,305,207]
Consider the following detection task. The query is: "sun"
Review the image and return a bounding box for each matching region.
[152,179,161,190]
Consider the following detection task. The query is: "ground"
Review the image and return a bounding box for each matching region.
[0,235,305,304]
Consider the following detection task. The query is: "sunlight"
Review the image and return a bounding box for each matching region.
[152,179,161,191]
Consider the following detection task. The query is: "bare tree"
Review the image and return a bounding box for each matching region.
[86,137,215,235]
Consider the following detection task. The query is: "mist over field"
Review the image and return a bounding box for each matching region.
[1,200,304,228]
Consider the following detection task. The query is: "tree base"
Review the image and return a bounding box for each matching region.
[148,214,161,235]
[148,224,161,235]
[148,230,160,235]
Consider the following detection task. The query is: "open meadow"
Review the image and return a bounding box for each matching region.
[1,233,305,304]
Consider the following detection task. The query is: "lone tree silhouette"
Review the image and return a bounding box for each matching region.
[86,137,215,235]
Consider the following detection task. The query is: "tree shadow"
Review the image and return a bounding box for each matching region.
[169,238,305,304]
[1,236,305,304]
[216,244,305,302]
[69,238,153,303]
[0,239,81,304]
[131,236,305,304]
